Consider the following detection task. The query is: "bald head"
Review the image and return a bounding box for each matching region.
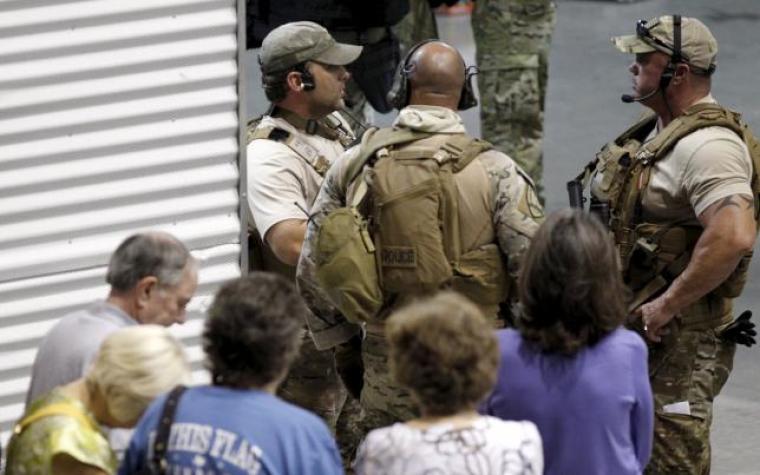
[406,41,466,109]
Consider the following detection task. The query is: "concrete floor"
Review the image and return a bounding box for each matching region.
[244,2,760,472]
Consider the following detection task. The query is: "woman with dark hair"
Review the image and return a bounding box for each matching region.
[483,209,653,475]
[120,273,343,475]
[354,291,543,475]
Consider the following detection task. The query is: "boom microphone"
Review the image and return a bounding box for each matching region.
[621,87,660,104]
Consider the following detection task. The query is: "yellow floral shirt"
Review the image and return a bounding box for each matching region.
[5,389,117,474]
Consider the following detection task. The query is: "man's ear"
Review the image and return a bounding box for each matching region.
[286,70,305,92]
[673,63,690,84]
[135,276,159,308]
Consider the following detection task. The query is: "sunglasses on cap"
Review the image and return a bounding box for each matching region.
[635,18,689,63]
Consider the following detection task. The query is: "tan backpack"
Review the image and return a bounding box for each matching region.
[314,127,508,323]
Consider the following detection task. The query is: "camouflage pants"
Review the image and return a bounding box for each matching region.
[359,331,418,433]
[471,0,556,196]
[645,325,735,474]
[278,332,347,431]
[393,0,439,56]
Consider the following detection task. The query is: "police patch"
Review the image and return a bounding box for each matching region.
[381,247,417,268]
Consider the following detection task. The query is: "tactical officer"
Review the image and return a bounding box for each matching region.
[247,21,361,432]
[297,40,543,439]
[578,16,759,474]
[471,0,556,198]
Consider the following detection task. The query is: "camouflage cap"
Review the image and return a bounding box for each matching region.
[612,16,718,71]
[259,21,363,74]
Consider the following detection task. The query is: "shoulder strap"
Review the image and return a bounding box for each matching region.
[642,103,744,162]
[249,125,330,176]
[343,127,434,187]
[15,402,97,434]
[441,134,492,172]
[151,385,186,475]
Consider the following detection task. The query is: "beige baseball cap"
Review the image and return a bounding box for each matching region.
[611,15,718,72]
[259,21,363,74]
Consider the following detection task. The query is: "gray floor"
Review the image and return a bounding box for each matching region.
[244,2,760,472]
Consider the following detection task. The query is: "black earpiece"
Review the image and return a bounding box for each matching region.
[295,64,315,91]
[300,70,315,91]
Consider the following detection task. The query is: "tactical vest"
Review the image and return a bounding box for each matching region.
[583,103,760,327]
[246,110,353,279]
[314,127,510,324]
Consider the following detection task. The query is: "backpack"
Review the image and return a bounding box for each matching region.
[314,127,505,323]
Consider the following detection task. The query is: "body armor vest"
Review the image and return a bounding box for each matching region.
[581,103,760,327]
[246,110,353,279]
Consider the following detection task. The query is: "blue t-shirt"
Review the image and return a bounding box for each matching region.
[482,327,653,475]
[119,385,343,475]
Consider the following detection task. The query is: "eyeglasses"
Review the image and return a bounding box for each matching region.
[635,19,687,61]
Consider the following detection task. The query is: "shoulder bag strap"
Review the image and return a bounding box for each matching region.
[151,385,187,475]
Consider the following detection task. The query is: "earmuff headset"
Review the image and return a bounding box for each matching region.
[386,39,478,111]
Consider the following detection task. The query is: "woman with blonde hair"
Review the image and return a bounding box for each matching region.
[354,291,543,475]
[6,325,190,475]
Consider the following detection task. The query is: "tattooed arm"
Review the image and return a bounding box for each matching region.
[640,194,756,341]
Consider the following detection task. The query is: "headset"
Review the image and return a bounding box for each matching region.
[387,39,478,111]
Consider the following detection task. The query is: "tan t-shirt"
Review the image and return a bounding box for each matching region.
[246,113,349,238]
[641,96,752,225]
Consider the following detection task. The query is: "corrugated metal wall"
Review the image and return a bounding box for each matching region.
[0,0,242,445]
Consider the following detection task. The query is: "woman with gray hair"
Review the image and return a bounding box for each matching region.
[354,291,543,475]
[6,325,190,475]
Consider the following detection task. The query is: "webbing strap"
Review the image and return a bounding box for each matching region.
[250,125,330,176]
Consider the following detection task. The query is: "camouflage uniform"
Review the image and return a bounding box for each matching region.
[645,320,735,475]
[297,105,543,446]
[393,0,439,56]
[471,0,556,196]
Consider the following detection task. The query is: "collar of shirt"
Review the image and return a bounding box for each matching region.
[90,300,139,326]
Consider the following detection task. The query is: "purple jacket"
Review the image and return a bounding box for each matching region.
[482,327,653,475]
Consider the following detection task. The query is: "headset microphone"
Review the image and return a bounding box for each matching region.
[621,86,661,104]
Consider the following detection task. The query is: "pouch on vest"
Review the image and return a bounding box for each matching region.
[314,203,382,324]
[591,139,641,211]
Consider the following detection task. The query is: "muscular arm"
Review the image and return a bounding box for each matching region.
[641,194,756,341]
[266,218,308,266]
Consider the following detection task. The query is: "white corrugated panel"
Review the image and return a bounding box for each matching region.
[0,0,242,447]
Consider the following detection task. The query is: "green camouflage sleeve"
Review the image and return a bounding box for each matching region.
[297,147,363,350]
[479,150,544,279]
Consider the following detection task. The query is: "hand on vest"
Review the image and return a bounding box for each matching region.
[720,310,757,347]
[636,296,676,343]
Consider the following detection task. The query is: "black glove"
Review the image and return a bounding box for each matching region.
[720,310,756,347]
[334,333,364,400]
